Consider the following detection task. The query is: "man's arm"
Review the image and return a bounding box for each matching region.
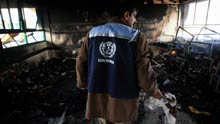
[76,33,89,89]
[136,32,163,99]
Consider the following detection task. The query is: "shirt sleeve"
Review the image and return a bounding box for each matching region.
[136,32,159,96]
[76,33,89,88]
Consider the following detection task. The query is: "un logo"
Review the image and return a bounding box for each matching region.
[99,41,116,58]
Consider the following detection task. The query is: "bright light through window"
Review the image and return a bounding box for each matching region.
[1,9,12,29]
[184,3,196,25]
[208,0,220,24]
[0,7,45,49]
[23,8,37,29]
[10,8,20,29]
[181,0,220,42]
[194,0,208,24]
[26,31,45,43]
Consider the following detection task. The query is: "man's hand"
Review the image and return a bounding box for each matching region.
[153,89,163,100]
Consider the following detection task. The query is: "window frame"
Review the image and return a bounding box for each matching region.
[0,0,45,49]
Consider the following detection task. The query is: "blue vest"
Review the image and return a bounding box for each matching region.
[88,23,140,98]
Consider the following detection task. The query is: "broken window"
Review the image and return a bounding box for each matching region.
[182,0,220,34]
[0,1,45,49]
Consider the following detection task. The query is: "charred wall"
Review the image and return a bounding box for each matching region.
[46,4,178,57]
[0,42,56,69]
[0,2,179,69]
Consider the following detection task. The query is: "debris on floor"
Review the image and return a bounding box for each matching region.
[0,55,220,124]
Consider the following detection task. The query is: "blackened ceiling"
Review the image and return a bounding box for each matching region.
[20,0,197,8]
[22,0,121,8]
[2,0,201,9]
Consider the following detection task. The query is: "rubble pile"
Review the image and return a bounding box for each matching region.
[0,51,220,124]
[0,57,87,124]
[151,53,220,124]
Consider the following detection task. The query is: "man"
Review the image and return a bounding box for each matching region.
[76,1,163,124]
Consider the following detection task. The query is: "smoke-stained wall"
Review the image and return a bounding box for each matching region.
[46,4,178,46]
[0,2,179,68]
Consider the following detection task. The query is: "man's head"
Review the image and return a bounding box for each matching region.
[113,1,138,27]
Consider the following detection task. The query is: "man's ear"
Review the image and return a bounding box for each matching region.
[123,11,130,20]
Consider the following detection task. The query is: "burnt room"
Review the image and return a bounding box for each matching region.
[0,0,220,124]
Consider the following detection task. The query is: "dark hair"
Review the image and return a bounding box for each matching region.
[112,1,139,17]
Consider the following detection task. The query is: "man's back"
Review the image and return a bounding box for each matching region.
[87,22,140,99]
[76,2,163,123]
